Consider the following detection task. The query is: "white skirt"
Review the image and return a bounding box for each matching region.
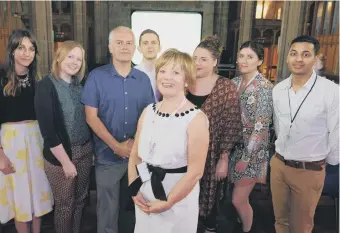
[0,121,54,223]
[134,173,199,233]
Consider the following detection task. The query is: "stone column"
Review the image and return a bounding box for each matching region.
[31,1,53,76]
[73,1,87,51]
[213,1,229,48]
[202,2,215,38]
[94,1,109,64]
[238,1,256,48]
[276,1,307,82]
[233,28,239,62]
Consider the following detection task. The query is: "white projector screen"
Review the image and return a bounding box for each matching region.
[131,11,202,65]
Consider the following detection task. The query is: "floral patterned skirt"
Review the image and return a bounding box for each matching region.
[0,121,53,223]
[228,144,268,184]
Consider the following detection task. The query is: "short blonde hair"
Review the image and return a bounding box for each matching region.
[51,40,86,80]
[155,49,196,89]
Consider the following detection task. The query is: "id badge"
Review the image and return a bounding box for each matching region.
[137,162,151,182]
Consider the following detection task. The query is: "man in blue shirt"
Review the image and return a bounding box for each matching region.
[82,26,154,233]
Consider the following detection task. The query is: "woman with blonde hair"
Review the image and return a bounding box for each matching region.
[0,28,53,233]
[128,48,210,233]
[34,40,93,233]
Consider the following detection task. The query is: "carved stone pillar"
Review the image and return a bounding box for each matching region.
[238,1,256,48]
[276,1,307,82]
[31,1,54,75]
[213,1,229,48]
[73,1,87,51]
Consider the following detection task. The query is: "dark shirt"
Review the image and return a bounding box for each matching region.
[50,76,90,144]
[81,64,154,165]
[35,75,79,166]
[0,69,36,125]
[186,91,209,108]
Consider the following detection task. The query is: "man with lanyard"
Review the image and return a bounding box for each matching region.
[271,35,339,233]
[82,26,154,233]
[135,29,161,102]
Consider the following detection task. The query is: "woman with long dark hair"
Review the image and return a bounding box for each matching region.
[229,41,273,233]
[0,29,53,233]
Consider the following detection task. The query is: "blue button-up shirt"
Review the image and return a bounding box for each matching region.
[81,64,155,165]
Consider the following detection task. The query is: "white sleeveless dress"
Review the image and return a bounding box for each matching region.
[134,103,202,233]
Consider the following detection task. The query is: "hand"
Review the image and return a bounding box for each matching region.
[114,140,133,159]
[147,199,173,214]
[62,161,77,179]
[216,158,228,181]
[127,139,134,150]
[132,192,149,214]
[0,152,15,175]
[235,160,248,173]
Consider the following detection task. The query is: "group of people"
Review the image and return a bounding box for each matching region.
[0,24,338,233]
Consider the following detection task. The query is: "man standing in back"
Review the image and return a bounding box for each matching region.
[135,29,161,102]
[81,26,154,233]
[271,35,339,233]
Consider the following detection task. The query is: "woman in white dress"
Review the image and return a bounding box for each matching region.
[128,48,209,233]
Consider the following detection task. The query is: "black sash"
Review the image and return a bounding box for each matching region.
[128,164,187,201]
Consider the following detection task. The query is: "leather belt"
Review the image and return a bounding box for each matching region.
[276,153,325,171]
[128,164,187,201]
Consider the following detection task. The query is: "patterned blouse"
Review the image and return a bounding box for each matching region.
[188,77,243,217]
[229,73,273,183]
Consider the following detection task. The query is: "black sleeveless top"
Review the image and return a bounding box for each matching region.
[0,69,36,125]
[186,91,209,108]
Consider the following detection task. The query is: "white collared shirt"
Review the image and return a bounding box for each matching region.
[273,70,339,165]
[135,62,160,102]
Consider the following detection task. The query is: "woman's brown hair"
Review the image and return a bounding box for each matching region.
[196,35,223,73]
[3,29,41,96]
